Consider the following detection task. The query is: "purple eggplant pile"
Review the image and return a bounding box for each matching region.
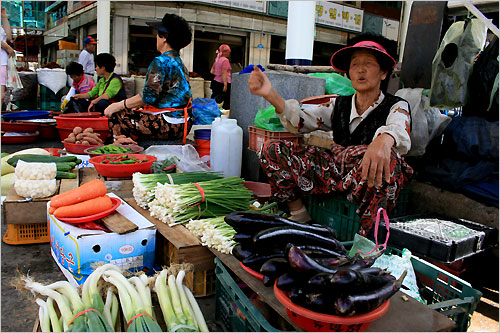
[225,211,407,316]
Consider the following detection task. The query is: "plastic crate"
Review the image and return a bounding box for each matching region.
[306,186,410,242]
[2,223,50,245]
[14,99,38,110]
[386,248,482,332]
[39,85,66,111]
[215,258,280,332]
[248,126,302,152]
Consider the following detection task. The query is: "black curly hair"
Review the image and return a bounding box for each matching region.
[346,33,398,92]
[94,53,116,73]
[65,61,84,76]
[158,13,192,51]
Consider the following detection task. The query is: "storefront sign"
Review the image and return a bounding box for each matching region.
[315,2,363,32]
[205,1,267,13]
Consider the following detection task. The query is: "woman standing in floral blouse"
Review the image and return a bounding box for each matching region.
[104,13,193,144]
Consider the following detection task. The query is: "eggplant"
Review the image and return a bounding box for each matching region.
[242,252,284,272]
[253,227,346,253]
[262,274,275,287]
[335,270,407,316]
[318,269,395,295]
[276,272,304,292]
[304,293,335,314]
[358,266,391,276]
[297,245,346,258]
[231,244,254,261]
[306,273,336,292]
[289,287,306,306]
[287,245,339,276]
[314,256,352,268]
[260,258,289,278]
[233,233,254,244]
[224,211,337,237]
[345,252,384,271]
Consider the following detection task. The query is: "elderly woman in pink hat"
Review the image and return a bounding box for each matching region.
[210,44,232,109]
[248,33,413,236]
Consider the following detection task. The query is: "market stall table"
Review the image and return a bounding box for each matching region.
[209,248,456,332]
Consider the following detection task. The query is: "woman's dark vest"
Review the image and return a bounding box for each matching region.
[104,73,127,102]
[331,93,409,147]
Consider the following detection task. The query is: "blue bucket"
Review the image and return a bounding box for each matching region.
[194,129,211,140]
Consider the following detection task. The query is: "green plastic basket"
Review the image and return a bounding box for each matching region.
[386,247,482,332]
[39,85,66,111]
[306,186,411,241]
[215,258,280,332]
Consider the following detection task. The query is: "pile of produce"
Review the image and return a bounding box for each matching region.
[149,177,253,226]
[20,263,208,332]
[90,145,136,154]
[63,127,104,145]
[132,171,223,209]
[1,148,53,195]
[226,211,406,316]
[99,155,149,164]
[186,217,236,254]
[113,135,138,145]
[49,179,112,219]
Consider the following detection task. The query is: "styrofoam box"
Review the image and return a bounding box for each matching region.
[48,193,156,286]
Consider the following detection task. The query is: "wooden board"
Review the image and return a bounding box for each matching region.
[101,211,138,234]
[210,249,456,332]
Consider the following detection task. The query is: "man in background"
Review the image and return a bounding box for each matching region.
[78,35,97,76]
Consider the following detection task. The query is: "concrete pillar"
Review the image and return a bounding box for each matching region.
[398,1,413,63]
[249,32,271,67]
[285,1,316,65]
[112,16,129,75]
[180,37,194,73]
[97,0,111,54]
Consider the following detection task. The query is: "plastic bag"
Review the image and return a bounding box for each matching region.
[36,68,67,94]
[143,144,211,172]
[395,88,451,157]
[307,72,355,96]
[15,160,57,180]
[14,178,58,199]
[429,18,487,108]
[6,57,23,90]
[192,98,221,125]
[348,233,425,304]
[254,105,285,131]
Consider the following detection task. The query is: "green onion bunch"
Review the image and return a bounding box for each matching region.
[149,177,253,226]
[132,171,223,209]
[186,217,237,254]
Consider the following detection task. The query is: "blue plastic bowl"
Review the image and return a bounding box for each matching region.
[194,129,211,140]
[2,110,51,121]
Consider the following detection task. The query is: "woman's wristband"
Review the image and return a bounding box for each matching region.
[123,99,131,111]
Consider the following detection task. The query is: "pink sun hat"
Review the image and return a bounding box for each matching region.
[330,40,396,73]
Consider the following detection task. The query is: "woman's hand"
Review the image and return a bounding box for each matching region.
[248,66,273,98]
[72,94,82,100]
[6,45,15,58]
[360,133,395,188]
[223,84,227,92]
[104,101,124,118]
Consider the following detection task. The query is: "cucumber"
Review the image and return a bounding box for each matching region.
[1,153,9,158]
[56,171,77,179]
[7,154,78,167]
[56,162,77,172]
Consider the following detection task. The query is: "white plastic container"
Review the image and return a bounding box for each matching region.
[210,116,243,178]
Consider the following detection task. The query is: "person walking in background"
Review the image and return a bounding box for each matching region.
[62,61,96,113]
[1,6,15,110]
[78,35,97,76]
[102,13,193,144]
[72,53,126,114]
[210,44,232,110]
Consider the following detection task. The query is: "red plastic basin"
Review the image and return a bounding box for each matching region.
[89,153,157,178]
[62,141,103,155]
[1,121,40,133]
[274,283,390,332]
[54,116,109,130]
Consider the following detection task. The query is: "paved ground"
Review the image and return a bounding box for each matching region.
[1,140,498,332]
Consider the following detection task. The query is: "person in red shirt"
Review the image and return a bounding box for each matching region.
[62,61,95,113]
[210,44,232,110]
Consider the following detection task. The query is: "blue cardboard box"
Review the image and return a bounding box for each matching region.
[48,193,156,285]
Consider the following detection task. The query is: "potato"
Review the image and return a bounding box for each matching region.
[83,127,94,133]
[81,140,90,145]
[73,127,83,134]
[64,137,76,143]
[76,133,84,140]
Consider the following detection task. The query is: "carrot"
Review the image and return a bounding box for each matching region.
[50,179,107,208]
[54,195,113,218]
[49,206,56,214]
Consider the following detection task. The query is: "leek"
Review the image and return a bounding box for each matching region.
[132,171,223,209]
[183,285,209,332]
[186,217,237,254]
[36,298,50,333]
[46,297,63,333]
[155,270,180,331]
[175,271,197,328]
[168,274,187,324]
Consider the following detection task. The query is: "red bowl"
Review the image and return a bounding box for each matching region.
[1,132,39,144]
[273,283,390,332]
[62,141,103,154]
[56,197,122,223]
[89,153,157,178]
[240,262,264,280]
[1,121,40,132]
[54,116,109,131]
[59,112,102,118]
[84,144,144,157]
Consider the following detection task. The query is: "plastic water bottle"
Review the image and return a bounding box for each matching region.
[210,116,243,178]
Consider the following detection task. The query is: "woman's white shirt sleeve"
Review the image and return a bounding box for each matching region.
[278,99,334,134]
[374,100,411,155]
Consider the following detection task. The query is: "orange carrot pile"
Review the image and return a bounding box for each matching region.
[50,179,107,209]
[54,195,113,218]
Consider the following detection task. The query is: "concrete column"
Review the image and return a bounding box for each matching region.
[398,1,413,63]
[180,37,194,73]
[285,1,316,65]
[97,0,111,54]
[249,32,271,67]
[112,16,129,75]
